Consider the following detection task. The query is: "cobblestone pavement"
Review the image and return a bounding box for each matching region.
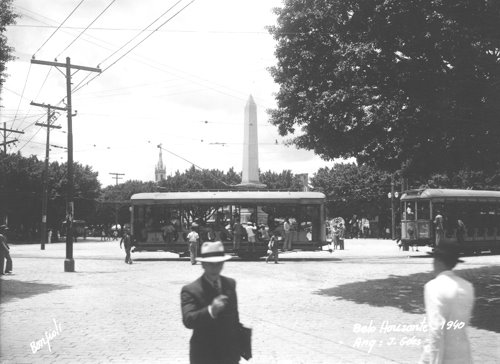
[1,238,499,364]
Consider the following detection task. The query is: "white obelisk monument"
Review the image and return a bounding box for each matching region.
[237,95,266,189]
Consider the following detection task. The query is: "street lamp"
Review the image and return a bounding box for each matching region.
[387,190,399,240]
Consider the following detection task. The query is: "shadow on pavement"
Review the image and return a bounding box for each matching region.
[0,279,71,304]
[315,265,500,333]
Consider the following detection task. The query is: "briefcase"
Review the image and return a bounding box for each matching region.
[238,323,252,361]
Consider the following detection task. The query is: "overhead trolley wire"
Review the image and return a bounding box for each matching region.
[158,144,231,187]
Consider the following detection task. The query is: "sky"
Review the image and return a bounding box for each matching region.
[2,0,346,187]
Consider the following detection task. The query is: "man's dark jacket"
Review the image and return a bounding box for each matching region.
[181,275,240,364]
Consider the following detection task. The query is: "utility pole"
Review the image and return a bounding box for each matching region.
[1,122,24,153]
[31,57,101,272]
[110,172,125,186]
[31,102,63,250]
[109,173,125,232]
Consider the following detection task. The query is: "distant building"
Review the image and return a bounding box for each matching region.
[155,146,166,182]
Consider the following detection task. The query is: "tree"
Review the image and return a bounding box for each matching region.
[0,153,101,240]
[268,0,500,178]
[97,180,157,226]
[260,170,304,190]
[0,0,17,90]
[310,163,393,219]
[48,161,101,227]
[415,168,500,190]
[158,166,241,190]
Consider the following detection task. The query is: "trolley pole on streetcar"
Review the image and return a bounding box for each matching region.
[31,57,101,272]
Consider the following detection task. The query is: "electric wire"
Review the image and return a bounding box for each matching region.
[11,0,85,134]
[55,0,117,59]
[158,145,231,187]
[15,66,53,131]
[9,63,32,131]
[71,0,186,93]
[12,24,270,34]
[18,3,271,110]
[33,0,87,56]
[17,2,274,113]
[73,0,197,94]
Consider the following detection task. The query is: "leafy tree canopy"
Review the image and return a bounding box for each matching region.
[416,168,500,190]
[260,169,304,190]
[268,0,500,178]
[311,162,393,218]
[158,166,241,190]
[0,0,17,89]
[0,153,101,233]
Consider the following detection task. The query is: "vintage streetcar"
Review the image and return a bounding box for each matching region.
[129,190,328,259]
[400,188,500,254]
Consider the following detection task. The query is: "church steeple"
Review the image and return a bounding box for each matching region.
[155,144,166,182]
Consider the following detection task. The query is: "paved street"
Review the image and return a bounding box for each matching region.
[1,238,499,364]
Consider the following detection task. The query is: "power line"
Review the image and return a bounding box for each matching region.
[9,63,32,130]
[55,0,117,59]
[157,144,230,187]
[17,4,271,110]
[33,0,87,56]
[13,66,53,131]
[12,24,270,34]
[73,0,197,94]
[71,0,186,93]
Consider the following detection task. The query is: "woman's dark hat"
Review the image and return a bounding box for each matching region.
[429,241,464,263]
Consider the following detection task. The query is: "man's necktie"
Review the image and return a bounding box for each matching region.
[213,280,221,294]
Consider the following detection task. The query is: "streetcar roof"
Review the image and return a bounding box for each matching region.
[130,191,326,205]
[401,189,500,201]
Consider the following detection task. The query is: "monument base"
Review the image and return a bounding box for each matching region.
[234,182,267,189]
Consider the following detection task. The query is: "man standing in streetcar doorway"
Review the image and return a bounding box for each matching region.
[419,241,474,364]
[434,210,444,247]
[180,241,240,364]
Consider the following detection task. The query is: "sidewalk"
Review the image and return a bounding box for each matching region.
[1,238,499,363]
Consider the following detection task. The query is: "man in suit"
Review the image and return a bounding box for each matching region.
[419,241,475,364]
[0,225,13,275]
[181,241,240,364]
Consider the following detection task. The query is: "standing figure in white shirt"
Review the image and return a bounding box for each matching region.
[419,241,475,364]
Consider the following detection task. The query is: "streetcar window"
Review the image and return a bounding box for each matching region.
[496,204,500,234]
[444,202,458,238]
[463,202,475,238]
[403,201,415,220]
[416,201,430,220]
[484,204,495,237]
